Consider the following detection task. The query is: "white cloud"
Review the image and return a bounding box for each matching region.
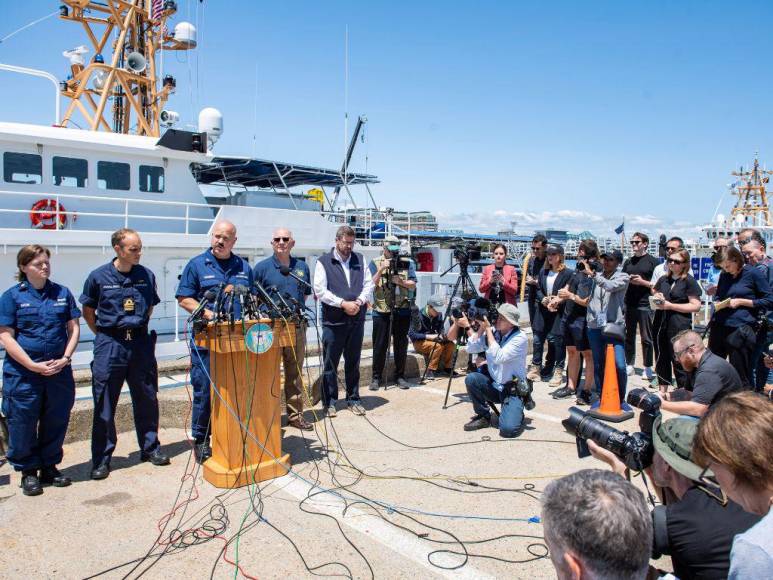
[434,209,705,240]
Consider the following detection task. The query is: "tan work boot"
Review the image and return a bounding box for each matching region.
[526,364,541,382]
[548,367,565,387]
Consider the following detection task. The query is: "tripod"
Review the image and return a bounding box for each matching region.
[437,258,480,409]
[374,255,406,389]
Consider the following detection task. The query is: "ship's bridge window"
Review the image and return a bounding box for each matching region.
[97,161,130,191]
[3,152,42,184]
[139,165,164,193]
[53,156,88,188]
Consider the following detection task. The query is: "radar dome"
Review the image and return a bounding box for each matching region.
[173,22,197,48]
[198,107,223,147]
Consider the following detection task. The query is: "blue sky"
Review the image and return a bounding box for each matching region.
[2,1,772,238]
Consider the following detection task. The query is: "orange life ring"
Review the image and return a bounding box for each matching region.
[30,199,67,230]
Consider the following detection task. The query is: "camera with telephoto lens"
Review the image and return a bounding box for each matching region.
[453,242,482,266]
[577,258,602,274]
[562,388,661,471]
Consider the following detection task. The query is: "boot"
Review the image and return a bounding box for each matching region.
[549,367,565,387]
[526,364,541,382]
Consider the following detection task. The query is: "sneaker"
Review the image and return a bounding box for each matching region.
[526,364,541,382]
[347,400,366,416]
[368,379,380,391]
[644,367,654,381]
[323,405,337,418]
[551,386,575,399]
[548,367,565,387]
[396,377,412,390]
[626,365,634,376]
[576,390,592,406]
[463,415,490,431]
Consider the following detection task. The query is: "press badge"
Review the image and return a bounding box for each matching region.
[123,297,135,313]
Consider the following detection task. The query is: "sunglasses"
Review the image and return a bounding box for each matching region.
[531,246,542,251]
[697,466,728,506]
[667,258,685,265]
[630,240,643,245]
[666,246,680,252]
[273,237,290,243]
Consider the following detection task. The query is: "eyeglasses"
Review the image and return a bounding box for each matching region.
[630,240,643,245]
[673,344,694,360]
[697,466,728,506]
[667,258,685,265]
[273,237,290,243]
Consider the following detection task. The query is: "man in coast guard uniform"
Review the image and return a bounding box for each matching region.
[80,229,169,480]
[176,220,254,463]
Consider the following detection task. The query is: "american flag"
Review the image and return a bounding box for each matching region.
[151,0,167,36]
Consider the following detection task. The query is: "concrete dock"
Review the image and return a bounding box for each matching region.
[0,343,670,579]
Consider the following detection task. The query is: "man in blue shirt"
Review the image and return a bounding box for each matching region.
[80,229,169,480]
[176,220,254,462]
[253,227,312,431]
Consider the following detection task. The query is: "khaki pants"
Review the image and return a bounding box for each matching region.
[413,339,455,371]
[282,324,307,421]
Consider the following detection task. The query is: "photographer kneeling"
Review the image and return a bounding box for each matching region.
[448,303,530,437]
[589,415,760,580]
[409,294,456,379]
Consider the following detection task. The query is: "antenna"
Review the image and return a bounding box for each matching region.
[58,1,196,136]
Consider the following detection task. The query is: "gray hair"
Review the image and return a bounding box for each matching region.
[541,469,652,580]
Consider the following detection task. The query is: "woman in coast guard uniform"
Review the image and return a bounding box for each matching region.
[0,245,80,496]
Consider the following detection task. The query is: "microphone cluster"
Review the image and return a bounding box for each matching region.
[189,280,308,332]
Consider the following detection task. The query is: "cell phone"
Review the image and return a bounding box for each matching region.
[576,437,591,459]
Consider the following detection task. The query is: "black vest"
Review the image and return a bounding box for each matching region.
[318,249,366,326]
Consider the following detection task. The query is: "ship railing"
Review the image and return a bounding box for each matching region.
[320,208,433,246]
[0,188,220,234]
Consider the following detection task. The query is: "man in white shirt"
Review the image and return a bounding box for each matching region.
[313,226,374,417]
[449,303,530,437]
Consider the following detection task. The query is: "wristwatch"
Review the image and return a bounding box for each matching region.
[63,355,72,364]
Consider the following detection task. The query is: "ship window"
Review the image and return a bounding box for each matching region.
[139,165,164,193]
[97,161,130,191]
[3,152,42,184]
[53,156,88,188]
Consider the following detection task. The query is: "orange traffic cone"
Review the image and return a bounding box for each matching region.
[588,344,634,422]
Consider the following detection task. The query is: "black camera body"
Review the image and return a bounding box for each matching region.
[577,258,602,274]
[562,388,661,471]
[453,242,482,266]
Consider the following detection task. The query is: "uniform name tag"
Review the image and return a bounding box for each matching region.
[123,297,135,312]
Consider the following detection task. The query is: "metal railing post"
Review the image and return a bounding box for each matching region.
[124,200,129,227]
[185,205,190,234]
[174,302,180,342]
[55,194,61,230]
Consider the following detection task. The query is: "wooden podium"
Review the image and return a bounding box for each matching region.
[194,319,293,488]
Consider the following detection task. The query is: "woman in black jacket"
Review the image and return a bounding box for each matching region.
[527,244,573,387]
[651,249,701,393]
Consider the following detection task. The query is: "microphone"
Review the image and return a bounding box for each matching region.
[234,284,249,320]
[188,288,217,321]
[211,283,227,321]
[268,285,293,313]
[253,280,282,316]
[279,264,314,290]
[222,284,235,324]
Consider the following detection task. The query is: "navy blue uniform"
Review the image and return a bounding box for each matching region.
[253,255,311,305]
[0,281,80,471]
[175,249,253,441]
[80,261,161,467]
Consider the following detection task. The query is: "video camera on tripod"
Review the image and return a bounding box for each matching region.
[562,388,661,471]
[452,242,482,267]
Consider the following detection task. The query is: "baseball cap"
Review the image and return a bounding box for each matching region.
[427,294,446,310]
[600,249,624,263]
[652,415,709,481]
[546,244,564,255]
[497,303,520,326]
[384,234,400,251]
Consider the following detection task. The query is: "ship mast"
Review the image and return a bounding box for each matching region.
[730,155,773,227]
[58,0,196,136]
